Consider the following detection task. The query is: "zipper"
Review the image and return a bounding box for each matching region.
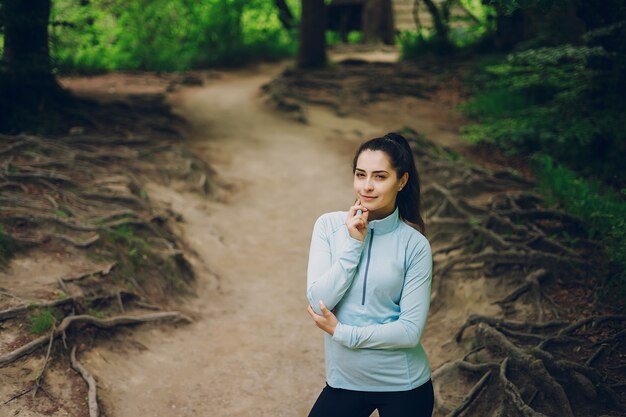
[361,229,375,305]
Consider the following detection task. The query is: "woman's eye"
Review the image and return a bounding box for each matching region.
[356,173,365,178]
[376,175,385,179]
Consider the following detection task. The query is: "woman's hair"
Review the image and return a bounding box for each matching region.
[352,132,425,234]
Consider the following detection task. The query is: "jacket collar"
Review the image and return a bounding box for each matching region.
[368,206,400,235]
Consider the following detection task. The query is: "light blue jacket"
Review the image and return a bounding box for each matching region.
[307,206,432,391]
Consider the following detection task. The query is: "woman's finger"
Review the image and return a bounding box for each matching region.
[349,202,367,217]
[319,300,329,315]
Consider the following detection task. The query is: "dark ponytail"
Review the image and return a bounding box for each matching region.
[352,132,425,234]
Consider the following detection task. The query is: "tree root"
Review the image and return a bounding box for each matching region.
[33,327,55,398]
[442,317,626,415]
[0,291,139,322]
[3,386,34,405]
[0,132,211,267]
[0,311,192,367]
[431,360,498,415]
[455,314,568,343]
[70,345,99,417]
[0,298,75,321]
[61,262,117,283]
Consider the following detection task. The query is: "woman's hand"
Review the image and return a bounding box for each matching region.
[346,199,369,241]
[307,301,338,336]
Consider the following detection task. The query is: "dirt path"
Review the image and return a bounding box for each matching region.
[79,63,379,417]
[81,61,474,417]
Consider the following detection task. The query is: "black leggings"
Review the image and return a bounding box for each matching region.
[308,380,434,417]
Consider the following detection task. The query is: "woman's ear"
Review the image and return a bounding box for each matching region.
[398,172,409,190]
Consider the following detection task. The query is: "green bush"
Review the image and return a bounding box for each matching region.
[534,155,626,311]
[326,30,363,46]
[398,30,445,59]
[49,0,298,72]
[461,44,626,185]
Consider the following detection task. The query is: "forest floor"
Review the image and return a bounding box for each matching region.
[1,47,624,417]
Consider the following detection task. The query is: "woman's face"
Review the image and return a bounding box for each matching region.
[353,150,407,219]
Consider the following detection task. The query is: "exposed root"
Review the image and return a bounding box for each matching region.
[447,369,493,417]
[3,386,34,405]
[33,327,55,398]
[0,311,192,367]
[0,298,75,321]
[0,133,213,261]
[60,262,117,283]
[0,291,139,322]
[70,345,99,417]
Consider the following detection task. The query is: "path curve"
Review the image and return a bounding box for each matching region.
[83,63,389,417]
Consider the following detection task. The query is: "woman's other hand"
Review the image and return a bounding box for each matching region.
[307,301,338,336]
[346,200,368,241]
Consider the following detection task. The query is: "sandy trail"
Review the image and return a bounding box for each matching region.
[83,63,389,417]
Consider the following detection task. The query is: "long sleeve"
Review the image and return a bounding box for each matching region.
[332,239,432,349]
[307,215,365,315]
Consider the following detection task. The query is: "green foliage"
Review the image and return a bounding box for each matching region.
[398,30,447,59]
[49,0,299,72]
[484,0,555,15]
[31,309,56,334]
[461,43,626,184]
[326,31,362,46]
[399,0,496,59]
[534,155,626,310]
[109,225,148,257]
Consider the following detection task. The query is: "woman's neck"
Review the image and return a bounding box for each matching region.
[367,205,396,221]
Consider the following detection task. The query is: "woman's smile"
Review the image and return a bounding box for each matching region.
[359,194,377,201]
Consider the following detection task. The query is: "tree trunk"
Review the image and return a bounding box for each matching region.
[362,0,395,45]
[297,0,327,69]
[1,0,59,90]
[274,0,295,31]
[422,0,449,46]
[0,0,69,133]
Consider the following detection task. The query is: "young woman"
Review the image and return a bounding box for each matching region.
[306,132,434,417]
